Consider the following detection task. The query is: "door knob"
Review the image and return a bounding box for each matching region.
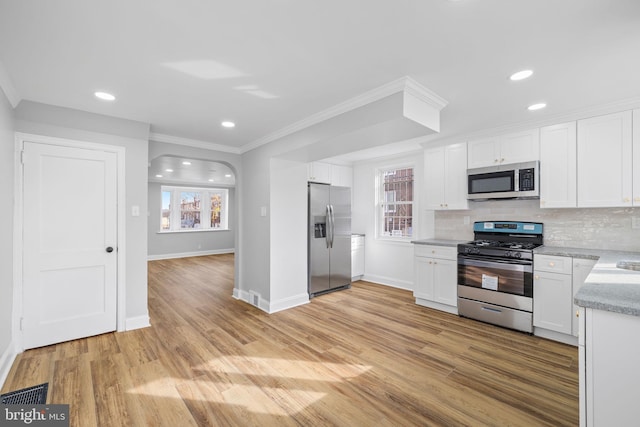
[106,247,114,253]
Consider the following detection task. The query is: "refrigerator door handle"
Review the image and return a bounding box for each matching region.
[325,205,331,248]
[329,204,335,248]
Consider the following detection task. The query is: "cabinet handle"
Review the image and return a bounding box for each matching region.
[494,159,499,163]
[624,197,630,203]
[500,158,505,163]
[576,310,580,318]
[549,262,555,267]
[635,197,640,202]
[534,275,539,280]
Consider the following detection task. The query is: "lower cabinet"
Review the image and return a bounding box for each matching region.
[533,254,597,344]
[414,245,457,314]
[351,235,364,279]
[580,307,640,426]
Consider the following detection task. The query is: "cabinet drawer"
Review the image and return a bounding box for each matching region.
[351,235,364,249]
[414,245,457,260]
[534,254,572,274]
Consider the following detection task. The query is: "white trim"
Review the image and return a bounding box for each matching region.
[0,60,20,108]
[232,288,310,314]
[148,248,234,261]
[125,315,151,331]
[415,298,458,315]
[0,340,18,390]
[361,274,413,291]
[149,132,242,154]
[13,132,128,352]
[534,327,578,347]
[240,76,446,153]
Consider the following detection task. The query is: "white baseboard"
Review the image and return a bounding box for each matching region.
[268,293,310,314]
[0,340,18,390]
[415,298,458,315]
[125,315,151,331]
[148,248,234,261]
[361,274,413,291]
[534,327,578,346]
[232,288,309,314]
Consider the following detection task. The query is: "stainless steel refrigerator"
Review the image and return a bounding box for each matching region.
[308,183,352,297]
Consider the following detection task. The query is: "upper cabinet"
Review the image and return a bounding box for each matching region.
[467,128,540,169]
[577,111,633,207]
[424,143,468,210]
[307,162,353,187]
[540,122,577,208]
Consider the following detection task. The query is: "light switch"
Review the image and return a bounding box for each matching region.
[132,205,140,217]
[260,206,267,217]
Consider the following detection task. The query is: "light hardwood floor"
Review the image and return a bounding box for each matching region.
[2,254,579,426]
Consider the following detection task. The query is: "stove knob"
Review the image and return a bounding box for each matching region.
[514,252,521,259]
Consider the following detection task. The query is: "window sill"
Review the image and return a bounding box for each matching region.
[157,228,230,234]
[375,236,413,245]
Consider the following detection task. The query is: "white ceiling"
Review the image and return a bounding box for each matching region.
[1,0,640,156]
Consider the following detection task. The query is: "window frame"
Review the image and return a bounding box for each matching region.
[160,185,229,233]
[376,164,415,241]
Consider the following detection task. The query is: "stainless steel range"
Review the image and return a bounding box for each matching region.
[457,221,543,333]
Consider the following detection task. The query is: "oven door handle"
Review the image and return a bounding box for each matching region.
[458,257,530,272]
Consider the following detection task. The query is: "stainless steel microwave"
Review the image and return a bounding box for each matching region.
[467,160,539,200]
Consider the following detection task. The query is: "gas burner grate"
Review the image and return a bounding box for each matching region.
[0,383,48,405]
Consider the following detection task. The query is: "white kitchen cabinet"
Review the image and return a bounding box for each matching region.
[307,162,353,187]
[351,234,364,279]
[467,128,539,168]
[413,244,457,314]
[307,162,331,184]
[577,110,633,207]
[633,109,640,206]
[572,258,597,336]
[533,255,573,335]
[539,122,577,208]
[424,143,468,210]
[580,308,640,426]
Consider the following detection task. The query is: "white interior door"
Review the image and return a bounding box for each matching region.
[22,141,118,349]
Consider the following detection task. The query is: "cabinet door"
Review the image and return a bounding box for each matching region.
[414,257,434,300]
[540,122,577,208]
[423,147,445,209]
[633,109,640,206]
[307,162,331,184]
[577,111,633,207]
[467,137,499,168]
[433,258,457,306]
[533,271,573,334]
[572,258,597,336]
[443,143,468,210]
[499,128,540,164]
[332,165,353,187]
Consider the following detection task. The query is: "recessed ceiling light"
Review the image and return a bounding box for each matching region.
[510,70,533,81]
[94,91,116,101]
[221,121,235,128]
[155,174,163,178]
[225,174,232,178]
[208,179,214,182]
[528,103,547,111]
[165,169,173,172]
[182,161,192,166]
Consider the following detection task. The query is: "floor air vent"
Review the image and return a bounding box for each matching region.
[0,383,48,404]
[249,291,260,307]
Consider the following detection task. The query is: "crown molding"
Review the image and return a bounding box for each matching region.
[0,60,21,108]
[240,76,447,154]
[426,95,640,147]
[149,132,242,154]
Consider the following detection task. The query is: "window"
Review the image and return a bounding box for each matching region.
[160,186,229,232]
[378,167,413,239]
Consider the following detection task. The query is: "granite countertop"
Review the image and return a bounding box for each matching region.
[536,246,640,317]
[411,238,467,247]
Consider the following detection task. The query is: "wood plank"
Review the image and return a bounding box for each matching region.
[2,254,579,426]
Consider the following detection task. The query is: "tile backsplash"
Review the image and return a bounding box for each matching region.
[434,199,640,252]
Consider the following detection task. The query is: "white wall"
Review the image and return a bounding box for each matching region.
[147,140,240,260]
[0,84,15,384]
[14,101,150,325]
[352,151,425,290]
